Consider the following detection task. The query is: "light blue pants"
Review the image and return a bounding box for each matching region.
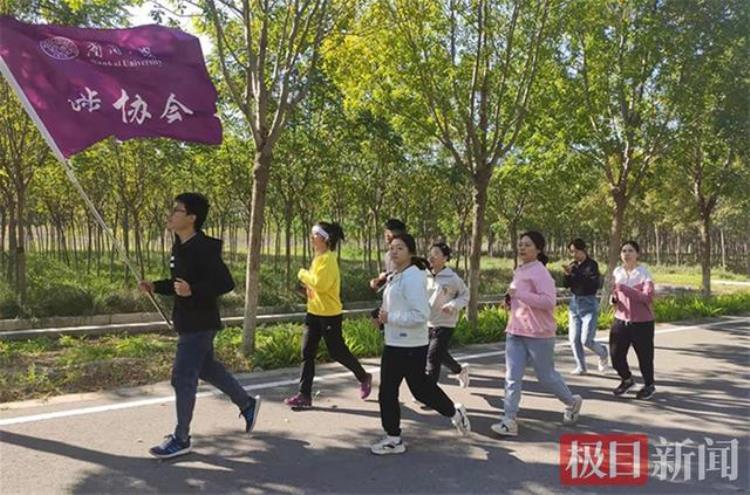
[503,334,576,420]
[568,295,608,371]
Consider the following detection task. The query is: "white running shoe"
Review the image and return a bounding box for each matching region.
[571,368,587,376]
[457,364,471,388]
[452,403,471,436]
[370,436,406,455]
[563,395,583,425]
[597,351,610,373]
[491,418,518,437]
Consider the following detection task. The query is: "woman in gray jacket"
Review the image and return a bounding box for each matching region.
[426,242,470,387]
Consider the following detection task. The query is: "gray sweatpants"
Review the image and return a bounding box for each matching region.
[503,333,576,420]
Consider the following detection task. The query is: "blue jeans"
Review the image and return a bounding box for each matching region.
[172,331,252,441]
[503,334,575,420]
[568,295,607,371]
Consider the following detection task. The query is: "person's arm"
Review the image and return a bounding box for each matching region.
[388,274,430,327]
[616,280,654,304]
[513,271,556,310]
[189,243,235,300]
[298,255,336,294]
[444,275,469,311]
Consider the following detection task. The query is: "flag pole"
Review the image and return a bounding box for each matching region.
[0,55,172,329]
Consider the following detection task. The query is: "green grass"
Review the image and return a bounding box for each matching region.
[2,292,748,403]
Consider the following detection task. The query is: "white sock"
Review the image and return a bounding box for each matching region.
[387,435,401,443]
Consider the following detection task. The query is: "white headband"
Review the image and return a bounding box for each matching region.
[311,225,330,241]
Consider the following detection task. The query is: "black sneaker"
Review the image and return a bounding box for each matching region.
[149,434,191,459]
[240,395,262,433]
[635,385,655,400]
[613,378,635,396]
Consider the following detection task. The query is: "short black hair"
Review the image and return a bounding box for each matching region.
[390,233,429,271]
[431,242,452,261]
[621,240,640,253]
[175,192,209,231]
[568,238,587,251]
[384,218,406,233]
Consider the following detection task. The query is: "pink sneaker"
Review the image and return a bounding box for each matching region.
[284,393,312,409]
[360,373,373,400]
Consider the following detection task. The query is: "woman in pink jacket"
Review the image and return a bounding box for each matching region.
[492,231,582,437]
[609,240,656,400]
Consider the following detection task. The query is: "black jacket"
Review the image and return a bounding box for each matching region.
[563,257,601,296]
[154,231,235,334]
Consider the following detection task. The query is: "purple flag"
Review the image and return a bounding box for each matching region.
[0,16,222,158]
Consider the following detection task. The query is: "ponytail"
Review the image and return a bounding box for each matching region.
[411,256,431,271]
[316,221,345,250]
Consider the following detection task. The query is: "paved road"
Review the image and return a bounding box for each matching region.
[1,316,748,494]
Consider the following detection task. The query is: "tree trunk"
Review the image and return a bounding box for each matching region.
[242,151,272,355]
[0,208,6,274]
[7,206,16,285]
[699,210,712,296]
[15,194,27,305]
[284,209,293,285]
[466,173,490,329]
[654,224,661,266]
[720,228,726,271]
[509,219,519,269]
[601,195,626,306]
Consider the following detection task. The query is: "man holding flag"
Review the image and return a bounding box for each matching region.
[139,192,261,459]
[0,15,258,459]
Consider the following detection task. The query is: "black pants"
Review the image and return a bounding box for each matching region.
[379,345,456,437]
[609,319,655,387]
[426,326,462,383]
[299,313,368,396]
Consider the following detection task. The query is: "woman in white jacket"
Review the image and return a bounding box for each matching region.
[371,233,471,455]
[426,242,470,387]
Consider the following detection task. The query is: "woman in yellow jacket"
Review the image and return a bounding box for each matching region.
[284,222,373,408]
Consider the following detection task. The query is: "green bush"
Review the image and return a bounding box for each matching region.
[0,283,22,319]
[455,306,507,345]
[253,324,304,370]
[343,318,384,357]
[28,283,95,317]
[94,291,154,314]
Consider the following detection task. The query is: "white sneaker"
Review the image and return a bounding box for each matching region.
[563,395,583,425]
[452,403,471,436]
[457,364,471,388]
[597,352,610,373]
[370,436,406,455]
[571,368,587,376]
[491,418,518,437]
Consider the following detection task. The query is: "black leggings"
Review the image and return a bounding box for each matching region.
[379,345,456,437]
[299,313,368,396]
[609,319,655,387]
[426,326,462,383]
